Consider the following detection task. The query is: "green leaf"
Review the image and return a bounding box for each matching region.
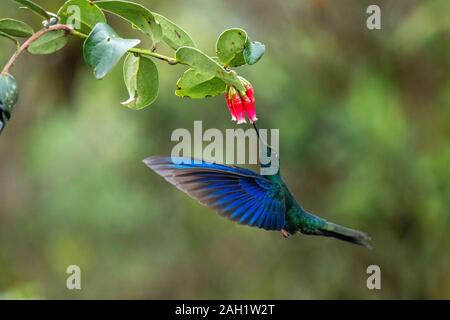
[122,53,159,110]
[216,28,248,67]
[57,0,106,34]
[175,46,244,92]
[13,0,50,19]
[0,18,34,37]
[95,0,162,44]
[176,68,226,99]
[244,41,266,65]
[28,30,68,55]
[83,23,140,79]
[152,12,195,50]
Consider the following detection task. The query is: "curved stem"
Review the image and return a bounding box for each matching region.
[1,24,74,75]
[2,24,182,76]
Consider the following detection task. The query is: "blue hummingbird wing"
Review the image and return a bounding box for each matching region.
[144,156,286,231]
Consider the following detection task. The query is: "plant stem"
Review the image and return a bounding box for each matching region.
[69,29,180,65]
[70,29,87,39]
[1,24,182,76]
[128,47,180,65]
[1,24,74,75]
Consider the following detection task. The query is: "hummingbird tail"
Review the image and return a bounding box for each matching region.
[319,222,372,249]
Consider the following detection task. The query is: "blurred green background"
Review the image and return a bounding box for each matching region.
[0,0,449,299]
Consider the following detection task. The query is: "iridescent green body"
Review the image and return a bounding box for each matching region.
[146,127,371,248]
[265,172,327,235]
[260,135,371,248]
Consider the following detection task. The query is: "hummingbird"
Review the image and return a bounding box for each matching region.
[144,125,371,248]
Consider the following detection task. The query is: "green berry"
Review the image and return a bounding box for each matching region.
[0,73,19,115]
[0,73,19,134]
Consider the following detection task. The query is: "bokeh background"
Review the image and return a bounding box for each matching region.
[0,0,449,299]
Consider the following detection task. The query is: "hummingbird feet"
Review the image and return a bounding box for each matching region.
[281,229,290,238]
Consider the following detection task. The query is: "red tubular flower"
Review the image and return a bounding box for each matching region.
[242,84,257,123]
[229,87,246,124]
[246,84,255,104]
[224,91,237,121]
[224,81,257,124]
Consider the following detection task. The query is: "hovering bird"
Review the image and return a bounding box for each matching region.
[144,126,371,248]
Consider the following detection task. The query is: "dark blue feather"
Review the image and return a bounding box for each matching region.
[144,156,286,231]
